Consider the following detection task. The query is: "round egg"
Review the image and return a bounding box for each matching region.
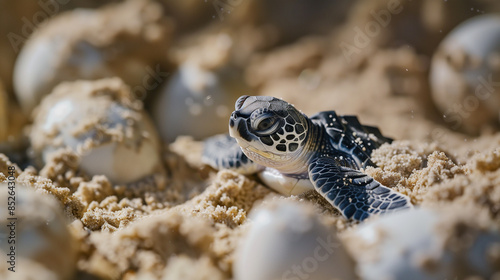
[233,200,356,280]
[13,0,172,114]
[153,33,248,142]
[344,208,500,280]
[0,184,76,279]
[30,78,163,185]
[430,15,500,134]
[152,61,241,142]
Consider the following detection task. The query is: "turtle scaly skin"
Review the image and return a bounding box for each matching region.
[203,95,412,221]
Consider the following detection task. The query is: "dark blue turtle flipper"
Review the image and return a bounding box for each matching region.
[202,134,263,175]
[310,112,392,168]
[308,157,412,221]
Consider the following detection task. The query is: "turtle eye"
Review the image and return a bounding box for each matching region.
[253,115,281,135]
[257,117,275,131]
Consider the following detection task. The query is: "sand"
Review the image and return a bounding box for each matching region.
[2,134,499,278]
[1,0,500,279]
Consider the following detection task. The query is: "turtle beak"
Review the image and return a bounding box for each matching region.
[229,111,239,138]
[229,112,253,142]
[229,111,237,128]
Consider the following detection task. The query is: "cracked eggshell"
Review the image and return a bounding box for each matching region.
[30,78,163,185]
[13,0,173,114]
[234,200,356,280]
[0,184,76,279]
[344,208,500,280]
[430,15,500,134]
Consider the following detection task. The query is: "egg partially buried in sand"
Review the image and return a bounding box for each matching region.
[153,33,249,142]
[13,0,172,114]
[430,15,500,134]
[152,60,246,142]
[233,200,356,280]
[0,184,76,279]
[30,78,163,185]
[344,208,500,280]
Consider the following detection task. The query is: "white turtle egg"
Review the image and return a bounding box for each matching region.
[344,208,500,280]
[430,15,500,134]
[0,184,76,279]
[152,60,246,142]
[13,0,172,114]
[153,33,248,142]
[30,78,163,185]
[233,200,357,280]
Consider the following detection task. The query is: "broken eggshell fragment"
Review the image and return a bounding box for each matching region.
[30,78,163,185]
[430,14,500,134]
[233,200,357,280]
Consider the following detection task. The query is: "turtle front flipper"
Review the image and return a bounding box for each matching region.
[202,134,263,175]
[308,157,412,221]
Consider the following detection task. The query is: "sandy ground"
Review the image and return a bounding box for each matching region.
[1,0,500,279]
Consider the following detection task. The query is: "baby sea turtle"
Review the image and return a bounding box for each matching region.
[203,96,412,221]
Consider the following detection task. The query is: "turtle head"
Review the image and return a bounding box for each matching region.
[229,95,310,171]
